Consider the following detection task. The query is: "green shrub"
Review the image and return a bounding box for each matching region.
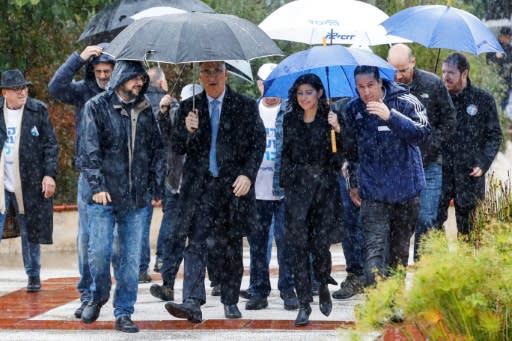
[355,178,512,340]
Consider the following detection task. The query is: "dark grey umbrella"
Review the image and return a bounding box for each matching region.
[78,0,215,45]
[104,12,283,63]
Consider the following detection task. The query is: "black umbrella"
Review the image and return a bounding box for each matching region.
[104,12,283,63]
[78,0,215,45]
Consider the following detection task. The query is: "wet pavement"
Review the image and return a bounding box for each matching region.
[0,245,376,341]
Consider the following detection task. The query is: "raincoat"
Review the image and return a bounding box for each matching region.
[80,60,165,210]
[280,104,344,304]
[442,79,502,210]
[48,45,114,168]
[0,97,58,244]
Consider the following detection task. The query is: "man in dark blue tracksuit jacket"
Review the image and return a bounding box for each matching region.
[344,65,431,286]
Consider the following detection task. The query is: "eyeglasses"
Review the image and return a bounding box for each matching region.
[7,86,28,93]
[199,68,224,77]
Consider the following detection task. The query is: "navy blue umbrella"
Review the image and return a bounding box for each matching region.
[380,5,504,55]
[263,45,396,98]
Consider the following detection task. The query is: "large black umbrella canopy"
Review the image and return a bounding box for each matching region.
[78,0,215,45]
[104,13,283,63]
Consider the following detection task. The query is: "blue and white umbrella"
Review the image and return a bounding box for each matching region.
[381,4,504,55]
[263,45,396,98]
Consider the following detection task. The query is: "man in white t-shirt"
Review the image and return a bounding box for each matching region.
[242,63,298,311]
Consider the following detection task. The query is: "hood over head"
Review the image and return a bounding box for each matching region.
[85,42,115,83]
[108,60,149,97]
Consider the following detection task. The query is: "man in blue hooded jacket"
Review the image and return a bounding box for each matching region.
[344,65,430,286]
[79,60,164,333]
[48,44,115,318]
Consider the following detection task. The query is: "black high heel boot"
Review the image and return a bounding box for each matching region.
[294,303,312,326]
[319,283,332,316]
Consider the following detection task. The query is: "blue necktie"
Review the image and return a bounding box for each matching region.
[209,100,220,176]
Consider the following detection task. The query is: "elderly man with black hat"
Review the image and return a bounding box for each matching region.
[0,69,58,292]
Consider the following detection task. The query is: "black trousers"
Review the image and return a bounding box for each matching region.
[181,176,243,305]
[437,169,484,235]
[361,196,419,286]
[285,178,335,306]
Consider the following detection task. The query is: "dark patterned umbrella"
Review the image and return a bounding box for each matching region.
[78,0,215,45]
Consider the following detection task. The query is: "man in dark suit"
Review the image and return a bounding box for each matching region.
[165,61,265,322]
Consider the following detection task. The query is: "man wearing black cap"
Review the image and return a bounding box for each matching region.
[79,60,164,333]
[48,44,115,319]
[0,69,58,292]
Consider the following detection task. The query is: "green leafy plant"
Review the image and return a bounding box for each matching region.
[355,177,512,340]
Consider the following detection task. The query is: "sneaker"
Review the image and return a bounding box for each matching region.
[138,271,152,283]
[332,273,365,299]
[74,301,88,319]
[211,284,221,296]
[245,296,268,310]
[239,289,252,300]
[149,284,174,301]
[311,281,319,296]
[153,257,163,273]
[280,291,299,310]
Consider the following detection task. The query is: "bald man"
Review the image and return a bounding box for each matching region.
[387,44,456,260]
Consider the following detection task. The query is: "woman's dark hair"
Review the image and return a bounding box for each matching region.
[443,53,470,73]
[287,73,329,114]
[353,65,381,81]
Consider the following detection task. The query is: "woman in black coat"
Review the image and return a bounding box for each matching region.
[280,74,343,326]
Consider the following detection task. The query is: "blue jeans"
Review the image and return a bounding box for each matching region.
[414,163,442,260]
[87,204,145,318]
[339,174,365,276]
[157,190,184,289]
[247,200,294,298]
[139,201,153,274]
[77,174,92,302]
[0,191,40,277]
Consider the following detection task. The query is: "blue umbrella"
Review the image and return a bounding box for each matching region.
[380,5,504,55]
[263,45,396,98]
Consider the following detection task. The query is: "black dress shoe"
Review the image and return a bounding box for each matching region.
[211,284,221,296]
[115,316,139,333]
[319,284,332,316]
[224,304,242,319]
[165,299,202,323]
[27,276,41,292]
[245,296,268,310]
[150,284,174,301]
[295,304,312,326]
[74,301,88,319]
[81,300,107,324]
[239,289,252,300]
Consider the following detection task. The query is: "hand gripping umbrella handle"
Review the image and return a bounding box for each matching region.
[330,129,337,153]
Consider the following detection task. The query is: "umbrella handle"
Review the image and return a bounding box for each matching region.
[330,129,337,153]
